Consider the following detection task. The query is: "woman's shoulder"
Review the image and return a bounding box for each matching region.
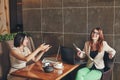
[10,47,19,54]
[12,47,17,50]
[102,41,108,44]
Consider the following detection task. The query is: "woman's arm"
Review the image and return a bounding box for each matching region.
[33,46,52,62]
[10,43,50,62]
[77,42,88,59]
[104,41,116,59]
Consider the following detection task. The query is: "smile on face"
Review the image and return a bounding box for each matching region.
[91,29,99,41]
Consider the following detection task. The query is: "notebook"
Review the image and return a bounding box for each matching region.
[73,43,97,65]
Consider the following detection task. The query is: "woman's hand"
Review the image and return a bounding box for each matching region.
[38,43,50,51]
[43,46,52,52]
[77,51,85,59]
[77,51,81,57]
[109,53,113,59]
[33,44,52,62]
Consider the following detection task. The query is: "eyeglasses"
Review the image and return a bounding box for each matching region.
[92,31,99,35]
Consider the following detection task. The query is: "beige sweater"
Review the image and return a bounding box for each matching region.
[79,41,116,69]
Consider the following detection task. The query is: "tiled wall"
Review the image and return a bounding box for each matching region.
[22,0,120,79]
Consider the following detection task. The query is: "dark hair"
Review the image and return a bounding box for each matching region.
[14,33,27,47]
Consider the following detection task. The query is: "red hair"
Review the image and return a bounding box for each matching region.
[89,27,104,52]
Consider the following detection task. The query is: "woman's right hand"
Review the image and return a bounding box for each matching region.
[39,43,50,51]
[77,51,81,57]
[77,51,85,58]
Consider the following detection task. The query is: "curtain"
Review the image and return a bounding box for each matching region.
[0,0,10,35]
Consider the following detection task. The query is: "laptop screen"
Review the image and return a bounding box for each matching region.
[60,46,76,64]
[42,45,60,63]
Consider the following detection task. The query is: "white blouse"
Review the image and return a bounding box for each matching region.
[9,47,31,73]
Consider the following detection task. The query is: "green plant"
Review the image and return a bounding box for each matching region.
[0,32,30,42]
[0,33,16,42]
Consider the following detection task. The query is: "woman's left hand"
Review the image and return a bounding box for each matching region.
[109,53,113,59]
[43,45,52,52]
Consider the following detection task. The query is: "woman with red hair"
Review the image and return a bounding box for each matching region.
[76,27,116,80]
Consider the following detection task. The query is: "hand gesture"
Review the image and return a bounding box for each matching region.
[77,50,85,58]
[77,51,81,57]
[43,46,52,52]
[39,43,50,51]
[109,53,113,59]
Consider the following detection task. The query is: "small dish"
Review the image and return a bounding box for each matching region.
[43,66,54,73]
[54,65,64,69]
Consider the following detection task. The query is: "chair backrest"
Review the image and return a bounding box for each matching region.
[1,40,13,80]
[103,52,114,71]
[101,52,115,80]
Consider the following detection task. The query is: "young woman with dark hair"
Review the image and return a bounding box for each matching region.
[7,33,51,80]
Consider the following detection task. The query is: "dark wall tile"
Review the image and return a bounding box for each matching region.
[114,36,120,62]
[63,0,87,7]
[22,0,41,8]
[64,34,87,49]
[42,0,62,8]
[88,8,114,34]
[104,35,114,47]
[42,33,63,56]
[42,9,62,32]
[115,0,120,6]
[29,33,42,48]
[113,63,120,80]
[42,33,63,46]
[115,53,120,63]
[64,8,87,33]
[23,10,41,31]
[115,8,120,34]
[88,0,114,6]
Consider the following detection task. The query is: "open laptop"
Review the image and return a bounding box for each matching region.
[60,46,82,65]
[61,43,86,64]
[42,46,60,64]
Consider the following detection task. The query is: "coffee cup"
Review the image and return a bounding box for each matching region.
[54,62,63,69]
[57,69,63,74]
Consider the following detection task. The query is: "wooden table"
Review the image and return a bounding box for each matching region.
[11,61,79,80]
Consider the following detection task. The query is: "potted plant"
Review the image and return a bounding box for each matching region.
[0,33,16,54]
[0,32,30,42]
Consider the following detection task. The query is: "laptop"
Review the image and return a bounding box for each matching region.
[60,46,82,65]
[42,46,60,64]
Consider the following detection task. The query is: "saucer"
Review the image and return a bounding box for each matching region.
[54,65,64,69]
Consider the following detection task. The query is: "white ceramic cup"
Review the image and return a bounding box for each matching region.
[57,69,63,74]
[54,62,63,68]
